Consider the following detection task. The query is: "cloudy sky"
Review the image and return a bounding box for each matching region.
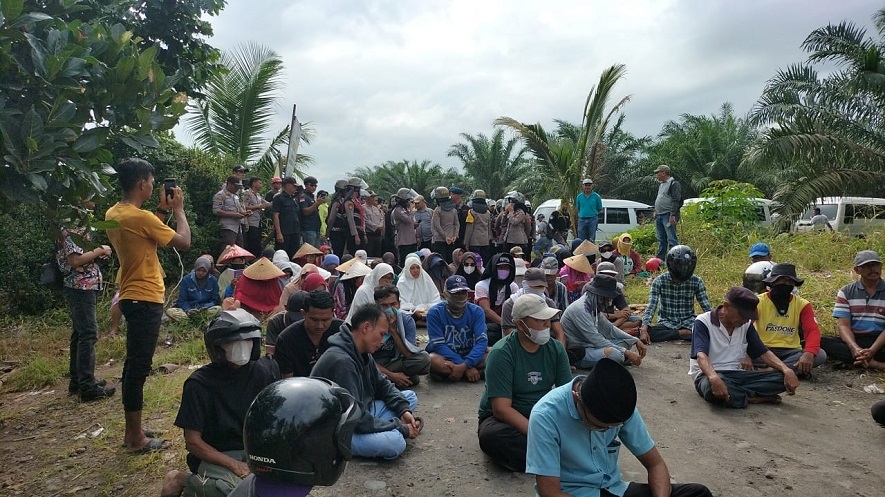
[173,0,881,187]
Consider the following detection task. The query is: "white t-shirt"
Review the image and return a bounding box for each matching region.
[474,279,520,308]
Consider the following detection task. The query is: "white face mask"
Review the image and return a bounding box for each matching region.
[463,265,475,275]
[600,251,613,259]
[520,321,551,345]
[222,340,253,366]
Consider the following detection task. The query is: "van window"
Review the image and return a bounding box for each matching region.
[636,209,653,225]
[802,204,837,221]
[845,204,885,224]
[605,208,630,225]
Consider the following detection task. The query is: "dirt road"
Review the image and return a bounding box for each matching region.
[1,341,883,496]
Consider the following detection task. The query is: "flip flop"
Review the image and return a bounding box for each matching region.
[120,429,164,448]
[128,437,171,455]
[414,416,424,434]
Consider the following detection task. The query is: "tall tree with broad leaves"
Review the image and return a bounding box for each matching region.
[495,64,631,221]
[747,7,885,220]
[351,159,470,201]
[0,0,225,224]
[186,42,312,177]
[447,129,528,200]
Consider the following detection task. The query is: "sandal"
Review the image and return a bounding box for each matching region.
[128,437,172,455]
[120,429,164,447]
[414,416,425,434]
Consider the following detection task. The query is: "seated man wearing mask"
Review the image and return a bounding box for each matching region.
[161,310,280,497]
[752,264,826,376]
[500,268,567,347]
[478,294,572,472]
[373,285,432,388]
[426,275,489,382]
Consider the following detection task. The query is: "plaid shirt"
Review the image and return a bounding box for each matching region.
[642,273,712,329]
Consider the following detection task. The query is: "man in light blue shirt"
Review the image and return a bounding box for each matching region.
[526,358,712,497]
[575,178,603,242]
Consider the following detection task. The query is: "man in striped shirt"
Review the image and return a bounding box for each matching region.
[822,250,885,370]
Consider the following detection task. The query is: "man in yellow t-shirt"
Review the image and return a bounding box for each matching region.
[753,264,826,376]
[106,158,191,454]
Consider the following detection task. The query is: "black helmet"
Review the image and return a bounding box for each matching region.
[243,377,361,486]
[204,309,262,364]
[666,245,697,282]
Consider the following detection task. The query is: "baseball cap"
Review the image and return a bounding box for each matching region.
[512,294,559,321]
[445,275,470,293]
[725,286,760,321]
[271,177,282,184]
[653,164,670,174]
[233,165,249,173]
[748,242,770,258]
[582,178,594,185]
[509,246,524,257]
[523,268,547,288]
[540,257,559,275]
[853,250,882,267]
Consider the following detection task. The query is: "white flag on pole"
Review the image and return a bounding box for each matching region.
[285,105,301,178]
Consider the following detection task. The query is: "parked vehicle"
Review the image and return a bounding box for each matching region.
[681,197,781,227]
[793,197,885,236]
[534,198,653,242]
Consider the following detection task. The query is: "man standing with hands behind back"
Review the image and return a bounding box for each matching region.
[652,165,682,261]
[106,158,191,454]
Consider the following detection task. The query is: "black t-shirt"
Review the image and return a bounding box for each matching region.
[272,193,300,235]
[273,319,343,377]
[174,357,280,473]
[298,192,321,232]
[373,334,398,363]
[265,312,302,346]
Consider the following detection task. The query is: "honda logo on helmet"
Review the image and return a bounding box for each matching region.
[249,454,277,464]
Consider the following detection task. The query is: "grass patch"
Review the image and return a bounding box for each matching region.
[5,356,68,391]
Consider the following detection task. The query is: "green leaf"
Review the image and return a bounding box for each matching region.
[26,173,47,191]
[137,45,158,79]
[1,0,23,21]
[60,57,87,78]
[72,127,109,153]
[48,100,77,127]
[9,12,52,28]
[20,106,43,143]
[115,56,135,79]
[25,136,38,152]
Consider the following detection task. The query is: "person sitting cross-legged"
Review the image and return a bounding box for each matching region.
[690,287,800,408]
[311,304,422,459]
[160,310,279,497]
[373,285,432,388]
[640,245,712,343]
[426,275,490,382]
[478,294,572,472]
[751,264,826,376]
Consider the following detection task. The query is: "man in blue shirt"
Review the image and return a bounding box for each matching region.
[426,275,489,382]
[575,178,603,243]
[527,358,713,497]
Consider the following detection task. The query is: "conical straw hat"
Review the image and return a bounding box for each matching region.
[243,257,285,281]
[336,256,361,273]
[340,260,372,281]
[218,244,255,263]
[293,242,323,260]
[573,240,599,256]
[564,254,595,275]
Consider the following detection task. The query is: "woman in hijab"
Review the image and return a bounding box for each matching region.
[454,251,482,290]
[167,255,221,321]
[397,254,442,320]
[474,253,519,346]
[345,263,395,323]
[276,263,325,313]
[422,252,453,297]
[336,260,370,319]
[301,272,328,293]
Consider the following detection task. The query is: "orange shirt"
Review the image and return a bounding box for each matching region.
[105,203,176,303]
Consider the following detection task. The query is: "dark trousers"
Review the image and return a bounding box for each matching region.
[478,415,526,472]
[345,232,366,257]
[119,300,163,412]
[601,483,712,497]
[433,241,456,263]
[486,322,503,347]
[219,228,243,255]
[244,225,262,259]
[873,399,885,426]
[65,287,99,390]
[694,369,786,409]
[647,324,688,342]
[330,230,347,258]
[367,234,383,258]
[376,352,431,386]
[275,232,301,259]
[820,333,885,364]
[397,244,418,266]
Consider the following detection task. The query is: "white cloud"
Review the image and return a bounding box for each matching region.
[173,0,882,187]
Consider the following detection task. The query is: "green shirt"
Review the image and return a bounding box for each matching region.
[478,332,572,420]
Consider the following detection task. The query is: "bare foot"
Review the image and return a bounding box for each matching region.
[867,360,885,371]
[748,395,782,405]
[160,470,187,497]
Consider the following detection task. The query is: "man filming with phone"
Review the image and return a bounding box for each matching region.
[106,158,191,454]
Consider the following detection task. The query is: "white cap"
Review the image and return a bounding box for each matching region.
[512,294,559,321]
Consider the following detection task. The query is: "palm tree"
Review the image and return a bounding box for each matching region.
[747,7,885,219]
[185,42,313,176]
[351,160,468,200]
[447,129,528,200]
[495,64,631,222]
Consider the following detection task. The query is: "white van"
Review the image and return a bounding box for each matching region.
[681,197,781,227]
[793,197,885,236]
[534,198,653,242]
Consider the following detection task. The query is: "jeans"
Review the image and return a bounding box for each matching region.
[577,217,598,243]
[301,230,320,249]
[655,213,679,260]
[119,300,164,412]
[351,390,418,459]
[694,369,786,408]
[577,339,633,369]
[478,415,527,472]
[65,287,100,390]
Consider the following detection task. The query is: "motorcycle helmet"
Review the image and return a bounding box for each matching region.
[743,260,775,294]
[395,188,416,201]
[204,309,262,364]
[346,177,364,188]
[243,377,361,486]
[666,245,697,282]
[334,179,347,191]
[432,186,450,199]
[472,189,487,199]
